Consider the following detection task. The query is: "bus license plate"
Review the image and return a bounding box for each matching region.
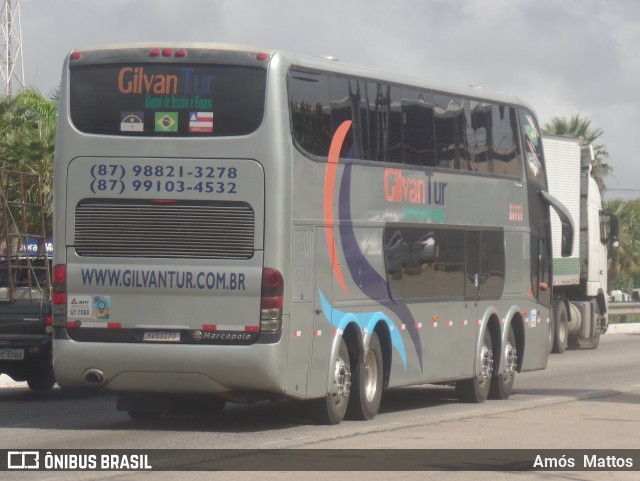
[142,331,181,343]
[0,349,25,361]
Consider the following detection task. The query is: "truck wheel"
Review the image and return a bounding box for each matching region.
[348,332,383,420]
[548,314,555,354]
[489,325,517,400]
[456,329,493,403]
[582,302,602,349]
[27,365,56,392]
[583,334,600,349]
[552,301,568,354]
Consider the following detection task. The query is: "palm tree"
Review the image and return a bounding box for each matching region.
[542,115,611,193]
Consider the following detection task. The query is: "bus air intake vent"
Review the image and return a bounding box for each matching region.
[74,200,255,259]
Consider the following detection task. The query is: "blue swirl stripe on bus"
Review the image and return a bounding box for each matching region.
[318,289,407,370]
[337,160,423,371]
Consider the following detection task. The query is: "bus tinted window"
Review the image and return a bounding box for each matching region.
[70,64,266,136]
[288,67,524,180]
[491,105,521,177]
[330,76,357,159]
[289,71,332,156]
[401,88,436,167]
[519,108,546,187]
[434,94,468,170]
[384,226,504,300]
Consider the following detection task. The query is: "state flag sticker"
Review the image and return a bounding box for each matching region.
[120,112,144,132]
[189,112,214,132]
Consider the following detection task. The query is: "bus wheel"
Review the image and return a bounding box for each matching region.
[348,332,383,420]
[552,300,568,353]
[489,325,517,400]
[315,338,351,425]
[456,329,493,403]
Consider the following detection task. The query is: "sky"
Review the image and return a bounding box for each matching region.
[15,0,640,199]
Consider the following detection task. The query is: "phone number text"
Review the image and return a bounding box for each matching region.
[89,163,239,195]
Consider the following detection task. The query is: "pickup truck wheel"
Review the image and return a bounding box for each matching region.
[27,366,56,392]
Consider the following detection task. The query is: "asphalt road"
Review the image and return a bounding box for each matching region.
[1,327,640,480]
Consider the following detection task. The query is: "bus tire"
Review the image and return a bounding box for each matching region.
[552,300,568,353]
[489,325,517,400]
[456,329,493,403]
[348,332,383,420]
[314,338,351,425]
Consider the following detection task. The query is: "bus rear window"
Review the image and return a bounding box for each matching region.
[70,64,266,136]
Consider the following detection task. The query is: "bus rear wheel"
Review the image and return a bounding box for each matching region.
[314,338,351,425]
[348,332,383,420]
[456,329,493,403]
[489,325,517,400]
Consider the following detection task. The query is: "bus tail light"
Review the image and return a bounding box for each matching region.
[260,268,283,332]
[52,264,67,327]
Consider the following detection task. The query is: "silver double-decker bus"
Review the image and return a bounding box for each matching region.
[52,43,572,423]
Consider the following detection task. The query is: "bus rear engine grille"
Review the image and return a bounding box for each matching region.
[74,200,255,259]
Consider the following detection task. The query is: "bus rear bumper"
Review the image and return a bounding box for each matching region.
[53,337,286,397]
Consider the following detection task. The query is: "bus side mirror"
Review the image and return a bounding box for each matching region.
[540,191,574,258]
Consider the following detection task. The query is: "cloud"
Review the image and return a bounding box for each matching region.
[15,0,640,197]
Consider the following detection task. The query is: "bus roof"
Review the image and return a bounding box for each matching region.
[68,42,535,113]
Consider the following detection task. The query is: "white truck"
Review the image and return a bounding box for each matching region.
[544,134,618,353]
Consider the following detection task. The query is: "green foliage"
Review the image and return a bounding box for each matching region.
[605,199,640,291]
[0,88,58,234]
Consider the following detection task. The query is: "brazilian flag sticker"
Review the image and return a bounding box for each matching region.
[155,112,178,132]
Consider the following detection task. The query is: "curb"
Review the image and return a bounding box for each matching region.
[607,322,640,334]
[0,374,27,389]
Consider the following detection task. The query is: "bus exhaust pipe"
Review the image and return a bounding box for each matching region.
[84,369,106,385]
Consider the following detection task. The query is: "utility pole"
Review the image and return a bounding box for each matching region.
[1,0,24,97]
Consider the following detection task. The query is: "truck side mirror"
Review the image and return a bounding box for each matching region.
[606,212,619,248]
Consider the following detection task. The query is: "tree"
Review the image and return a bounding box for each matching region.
[542,115,611,194]
[0,88,58,234]
[605,199,640,291]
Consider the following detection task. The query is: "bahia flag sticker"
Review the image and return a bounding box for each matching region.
[120,112,144,132]
[189,112,214,133]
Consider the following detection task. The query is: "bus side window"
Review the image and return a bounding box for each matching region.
[465,99,491,174]
[401,87,436,168]
[491,105,522,178]
[434,94,468,171]
[289,69,332,158]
